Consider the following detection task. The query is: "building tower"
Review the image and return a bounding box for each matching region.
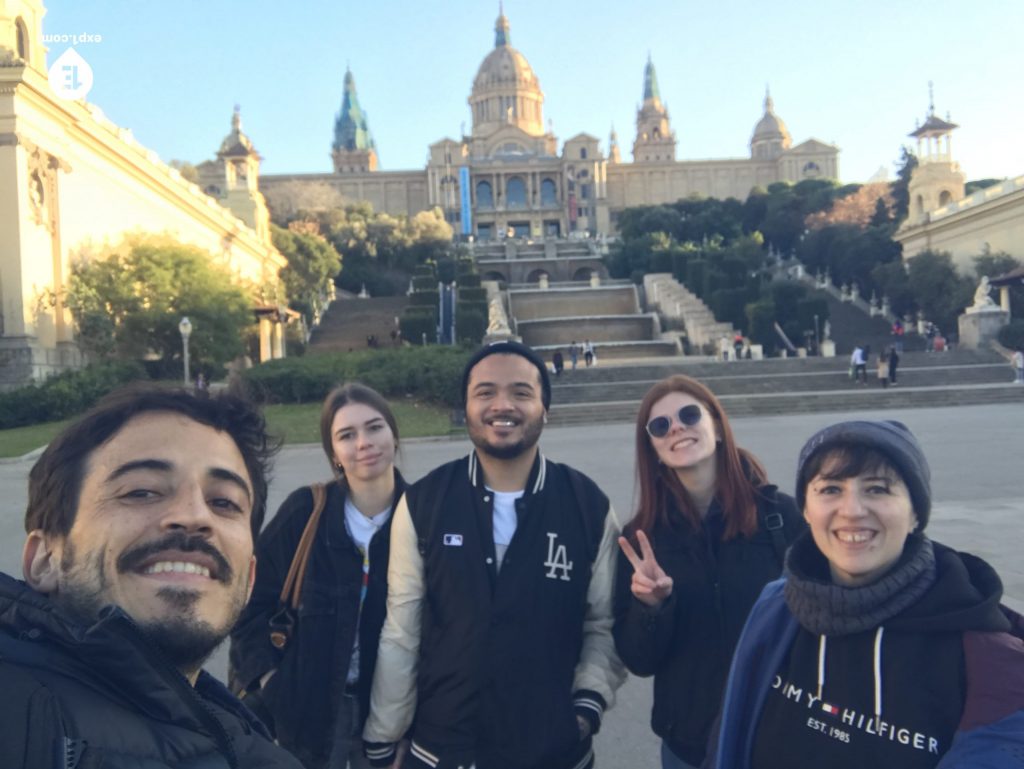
[906,84,965,224]
[750,87,791,160]
[632,55,676,163]
[215,107,271,243]
[468,6,546,140]
[332,67,378,173]
[608,125,621,164]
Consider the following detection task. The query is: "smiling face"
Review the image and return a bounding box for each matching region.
[465,353,546,460]
[803,456,918,587]
[23,411,256,676]
[330,402,396,484]
[646,391,719,477]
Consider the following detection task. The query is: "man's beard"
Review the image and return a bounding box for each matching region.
[57,535,247,678]
[468,412,544,460]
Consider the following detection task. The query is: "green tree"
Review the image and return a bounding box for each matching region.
[891,147,918,222]
[905,250,972,332]
[67,240,253,375]
[272,224,342,324]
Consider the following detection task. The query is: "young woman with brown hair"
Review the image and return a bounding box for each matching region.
[613,374,803,769]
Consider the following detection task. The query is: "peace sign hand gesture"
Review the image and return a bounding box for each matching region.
[618,530,673,608]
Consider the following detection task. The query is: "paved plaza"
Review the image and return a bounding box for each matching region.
[0,403,1021,766]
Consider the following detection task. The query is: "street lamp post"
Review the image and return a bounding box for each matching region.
[178,316,192,386]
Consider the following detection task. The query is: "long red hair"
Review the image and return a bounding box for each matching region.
[626,374,766,542]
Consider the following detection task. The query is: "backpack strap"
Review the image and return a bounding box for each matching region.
[758,485,788,568]
[268,482,328,649]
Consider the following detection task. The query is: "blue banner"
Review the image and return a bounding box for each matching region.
[459,166,472,236]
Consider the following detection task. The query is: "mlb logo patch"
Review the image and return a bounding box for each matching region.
[443,533,463,546]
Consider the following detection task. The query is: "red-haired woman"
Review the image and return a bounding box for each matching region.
[613,375,804,769]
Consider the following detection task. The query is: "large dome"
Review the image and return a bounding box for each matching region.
[750,89,791,159]
[473,45,539,91]
[752,92,791,143]
[468,12,545,138]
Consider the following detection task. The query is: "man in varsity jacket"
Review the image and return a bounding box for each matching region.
[363,341,625,769]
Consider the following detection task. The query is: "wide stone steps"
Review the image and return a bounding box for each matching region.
[551,362,1011,404]
[547,383,1024,426]
[545,349,1023,425]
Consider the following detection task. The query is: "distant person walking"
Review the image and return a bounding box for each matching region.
[553,349,565,377]
[1013,348,1024,383]
[888,345,900,385]
[584,339,595,367]
[569,341,580,370]
[877,351,890,388]
[850,345,867,385]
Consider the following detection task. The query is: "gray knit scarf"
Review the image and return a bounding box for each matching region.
[783,531,937,637]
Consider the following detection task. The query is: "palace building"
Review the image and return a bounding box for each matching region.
[260,10,840,239]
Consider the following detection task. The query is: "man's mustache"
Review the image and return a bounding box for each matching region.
[117,532,233,584]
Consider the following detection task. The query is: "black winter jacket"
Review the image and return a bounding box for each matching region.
[0,572,301,769]
[229,472,405,768]
[612,485,803,766]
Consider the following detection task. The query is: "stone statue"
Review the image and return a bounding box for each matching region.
[487,295,512,335]
[971,276,997,309]
[823,320,832,341]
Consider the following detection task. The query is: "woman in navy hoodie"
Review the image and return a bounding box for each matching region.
[710,420,1024,769]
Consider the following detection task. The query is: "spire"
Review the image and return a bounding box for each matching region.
[218,105,256,158]
[495,4,510,47]
[643,54,661,105]
[764,85,774,113]
[928,80,935,116]
[333,66,375,153]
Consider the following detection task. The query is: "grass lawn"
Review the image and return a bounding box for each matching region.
[0,400,453,460]
[0,419,72,459]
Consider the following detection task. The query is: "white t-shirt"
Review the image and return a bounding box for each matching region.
[488,488,524,571]
[343,497,392,684]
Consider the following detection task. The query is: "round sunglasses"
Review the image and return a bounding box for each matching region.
[645,404,703,438]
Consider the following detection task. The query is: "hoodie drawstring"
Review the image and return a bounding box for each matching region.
[816,634,827,701]
[873,626,884,730]
[816,627,885,730]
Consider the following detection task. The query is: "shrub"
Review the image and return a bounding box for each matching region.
[240,347,471,407]
[0,361,148,429]
[400,308,438,346]
[456,307,486,345]
[998,321,1024,351]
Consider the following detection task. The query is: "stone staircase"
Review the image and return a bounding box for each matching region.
[307,296,409,352]
[546,348,1024,425]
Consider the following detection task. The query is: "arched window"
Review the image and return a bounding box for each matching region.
[653,128,661,139]
[580,147,587,159]
[476,180,493,208]
[540,178,557,207]
[506,177,526,208]
[802,161,821,178]
[915,195,924,216]
[938,190,952,207]
[16,18,29,60]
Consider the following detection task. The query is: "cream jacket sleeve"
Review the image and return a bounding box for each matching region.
[363,493,422,744]
[572,504,627,721]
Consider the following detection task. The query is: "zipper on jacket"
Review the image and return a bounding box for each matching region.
[109,612,240,768]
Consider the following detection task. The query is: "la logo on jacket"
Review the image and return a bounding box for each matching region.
[543,532,573,581]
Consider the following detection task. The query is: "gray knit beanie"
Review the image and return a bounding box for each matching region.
[795,420,932,528]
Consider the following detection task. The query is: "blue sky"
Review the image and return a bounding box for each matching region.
[41,0,1024,185]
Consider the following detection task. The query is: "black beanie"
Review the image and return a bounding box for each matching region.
[461,340,552,410]
[795,420,932,528]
